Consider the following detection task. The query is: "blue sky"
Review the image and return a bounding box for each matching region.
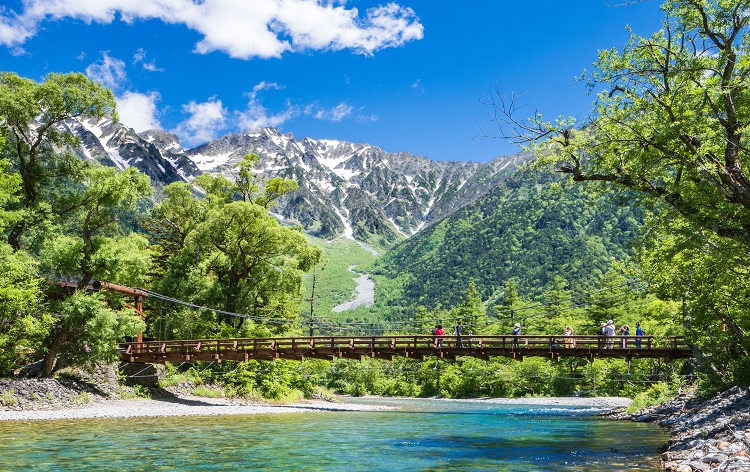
[1,0,665,162]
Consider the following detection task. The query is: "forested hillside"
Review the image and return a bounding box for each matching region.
[371,169,642,311]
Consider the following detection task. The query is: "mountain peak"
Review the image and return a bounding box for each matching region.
[67,121,529,244]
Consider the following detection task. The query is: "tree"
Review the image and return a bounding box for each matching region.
[0,242,52,376]
[0,73,150,376]
[0,157,21,232]
[452,281,486,333]
[189,201,320,318]
[495,1,750,245]
[491,0,750,387]
[538,275,578,336]
[42,291,145,376]
[42,166,153,288]
[490,279,527,335]
[37,164,152,376]
[148,159,321,337]
[638,213,748,385]
[0,72,117,249]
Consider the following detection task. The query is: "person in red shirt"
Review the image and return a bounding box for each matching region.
[434,325,445,349]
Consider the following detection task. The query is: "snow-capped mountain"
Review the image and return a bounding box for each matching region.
[65,119,529,244]
[62,118,199,190]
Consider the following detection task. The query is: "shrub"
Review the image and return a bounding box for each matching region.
[0,389,18,407]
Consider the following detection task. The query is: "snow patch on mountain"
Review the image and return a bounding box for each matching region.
[65,121,530,244]
[331,206,354,240]
[191,151,234,171]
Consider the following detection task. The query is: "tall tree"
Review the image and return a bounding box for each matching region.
[496,1,750,244]
[0,72,117,249]
[38,164,152,376]
[149,159,321,337]
[453,281,486,333]
[492,0,750,386]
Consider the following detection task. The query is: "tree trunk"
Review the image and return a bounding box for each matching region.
[690,344,725,386]
[39,325,70,377]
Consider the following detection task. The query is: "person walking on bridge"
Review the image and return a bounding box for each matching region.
[598,322,607,349]
[434,325,444,349]
[512,323,521,349]
[620,325,630,348]
[454,321,464,348]
[605,320,616,349]
[563,325,574,348]
[635,322,644,349]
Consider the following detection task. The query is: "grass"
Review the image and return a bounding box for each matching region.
[119,384,150,399]
[302,236,380,316]
[74,391,92,403]
[626,382,675,413]
[192,386,224,398]
[0,389,18,407]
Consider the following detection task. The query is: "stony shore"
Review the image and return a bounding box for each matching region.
[0,378,630,421]
[0,377,385,421]
[612,386,750,472]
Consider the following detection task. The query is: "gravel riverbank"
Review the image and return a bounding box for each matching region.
[0,378,385,421]
[0,395,385,421]
[0,377,633,421]
[612,386,750,471]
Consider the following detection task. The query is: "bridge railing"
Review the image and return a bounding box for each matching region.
[121,334,686,358]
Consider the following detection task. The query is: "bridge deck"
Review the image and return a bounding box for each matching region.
[119,335,692,364]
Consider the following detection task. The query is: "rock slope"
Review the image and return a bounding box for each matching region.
[62,118,529,243]
[624,387,750,471]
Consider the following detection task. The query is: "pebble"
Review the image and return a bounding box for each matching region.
[0,373,387,421]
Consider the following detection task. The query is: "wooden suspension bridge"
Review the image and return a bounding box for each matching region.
[120,334,692,364]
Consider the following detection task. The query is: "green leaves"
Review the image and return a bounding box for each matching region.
[515,0,750,390]
[0,72,117,209]
[149,157,322,338]
[50,291,145,369]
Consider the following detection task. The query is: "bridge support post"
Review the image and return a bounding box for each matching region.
[120,362,164,388]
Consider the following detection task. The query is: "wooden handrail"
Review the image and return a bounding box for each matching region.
[119,334,691,364]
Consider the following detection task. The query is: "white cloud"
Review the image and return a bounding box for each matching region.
[173,98,228,147]
[117,91,162,132]
[133,48,164,72]
[85,52,127,90]
[305,102,353,122]
[236,82,299,131]
[0,1,423,59]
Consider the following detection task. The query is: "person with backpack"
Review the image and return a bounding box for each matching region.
[620,324,630,348]
[605,320,616,349]
[511,323,521,348]
[454,321,464,348]
[598,322,607,349]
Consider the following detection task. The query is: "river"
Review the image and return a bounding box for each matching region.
[0,397,667,470]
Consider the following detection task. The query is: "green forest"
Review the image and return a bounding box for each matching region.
[1,0,750,405]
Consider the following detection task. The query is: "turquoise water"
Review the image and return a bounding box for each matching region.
[0,398,667,471]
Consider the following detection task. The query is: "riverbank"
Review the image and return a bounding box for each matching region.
[613,386,750,471]
[0,395,387,421]
[0,377,633,421]
[0,378,387,421]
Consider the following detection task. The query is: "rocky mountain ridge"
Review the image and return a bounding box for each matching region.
[63,118,529,244]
